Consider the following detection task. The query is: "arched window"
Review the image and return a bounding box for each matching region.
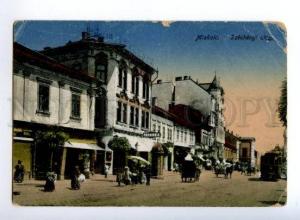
[95,52,108,83]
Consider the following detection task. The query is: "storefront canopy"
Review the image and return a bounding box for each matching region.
[64,142,105,151]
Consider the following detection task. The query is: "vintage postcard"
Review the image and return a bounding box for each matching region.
[12,21,287,206]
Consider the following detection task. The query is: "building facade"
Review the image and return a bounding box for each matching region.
[13,42,104,180]
[41,32,158,174]
[152,75,225,159]
[239,137,256,167]
[224,130,239,162]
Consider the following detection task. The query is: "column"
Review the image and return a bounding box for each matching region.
[59,147,68,180]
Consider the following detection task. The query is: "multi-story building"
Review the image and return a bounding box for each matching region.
[224,129,239,161]
[152,75,225,159]
[239,137,256,167]
[13,42,104,179]
[41,32,158,174]
[151,106,175,171]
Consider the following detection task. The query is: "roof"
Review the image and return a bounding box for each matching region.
[198,83,210,90]
[41,39,157,74]
[14,42,96,83]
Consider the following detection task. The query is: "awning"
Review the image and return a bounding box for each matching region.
[64,142,105,151]
[13,137,34,142]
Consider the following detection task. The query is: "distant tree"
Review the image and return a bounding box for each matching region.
[278,78,287,127]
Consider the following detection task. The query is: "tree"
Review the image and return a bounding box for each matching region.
[35,127,69,172]
[278,78,287,127]
[108,136,131,152]
[108,136,131,171]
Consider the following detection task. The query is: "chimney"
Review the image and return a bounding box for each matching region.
[157,79,162,84]
[82,32,90,40]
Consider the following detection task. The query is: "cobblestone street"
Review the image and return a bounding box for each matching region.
[12,170,286,206]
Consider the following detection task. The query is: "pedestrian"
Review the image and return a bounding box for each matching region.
[123,166,132,185]
[14,160,25,183]
[104,163,109,178]
[44,171,57,192]
[71,165,81,190]
[145,164,151,186]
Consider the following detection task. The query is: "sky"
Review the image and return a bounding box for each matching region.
[13,21,287,153]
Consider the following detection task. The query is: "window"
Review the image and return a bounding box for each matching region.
[135,76,139,96]
[142,78,150,100]
[146,112,149,128]
[95,53,108,83]
[130,106,134,125]
[184,131,187,142]
[168,128,173,141]
[141,111,145,128]
[123,70,127,90]
[95,95,107,128]
[177,129,179,140]
[122,103,127,123]
[135,108,139,127]
[71,93,81,118]
[162,127,165,139]
[180,130,183,142]
[95,64,106,82]
[117,101,122,122]
[132,75,135,93]
[141,111,149,129]
[153,123,156,132]
[158,125,161,135]
[38,84,50,113]
[118,68,123,87]
[118,61,127,90]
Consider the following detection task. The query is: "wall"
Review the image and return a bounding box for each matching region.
[13,65,94,131]
[13,141,32,178]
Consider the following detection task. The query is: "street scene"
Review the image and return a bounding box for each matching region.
[12,21,287,206]
[13,171,286,206]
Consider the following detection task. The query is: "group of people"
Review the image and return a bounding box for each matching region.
[14,159,153,191]
[117,164,151,186]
